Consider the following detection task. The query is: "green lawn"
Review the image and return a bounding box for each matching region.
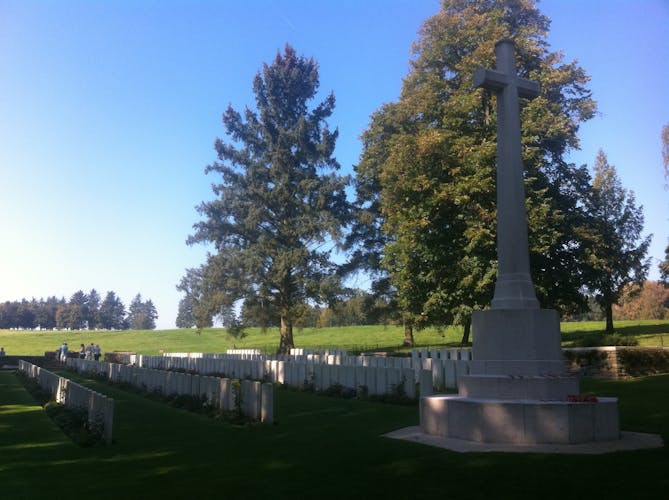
[1,370,667,499]
[561,319,669,347]
[2,319,669,356]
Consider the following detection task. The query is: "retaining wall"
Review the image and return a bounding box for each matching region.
[563,346,669,378]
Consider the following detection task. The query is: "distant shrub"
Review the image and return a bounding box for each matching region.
[572,334,638,347]
[168,393,208,412]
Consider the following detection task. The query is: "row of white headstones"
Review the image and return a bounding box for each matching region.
[118,348,473,396]
[18,359,114,444]
[66,357,274,423]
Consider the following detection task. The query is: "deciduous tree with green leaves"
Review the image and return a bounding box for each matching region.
[187,45,350,353]
[583,149,651,334]
[352,0,596,345]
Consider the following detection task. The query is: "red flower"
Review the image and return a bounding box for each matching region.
[566,394,598,403]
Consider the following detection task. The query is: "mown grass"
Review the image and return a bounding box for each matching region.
[1,320,668,357]
[561,320,669,347]
[1,369,668,499]
[0,324,464,356]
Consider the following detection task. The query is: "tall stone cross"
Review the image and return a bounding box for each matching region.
[473,39,540,310]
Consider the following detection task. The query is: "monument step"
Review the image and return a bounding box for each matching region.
[458,374,579,400]
[420,394,620,444]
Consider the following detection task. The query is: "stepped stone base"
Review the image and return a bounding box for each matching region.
[417,308,622,447]
[458,374,579,400]
[420,395,620,444]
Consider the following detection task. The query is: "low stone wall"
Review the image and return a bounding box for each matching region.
[563,346,669,379]
[0,355,46,369]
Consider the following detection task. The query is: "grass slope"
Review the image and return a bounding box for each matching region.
[1,370,668,499]
[1,319,669,356]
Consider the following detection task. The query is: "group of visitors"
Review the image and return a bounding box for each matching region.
[56,342,102,363]
[78,342,102,361]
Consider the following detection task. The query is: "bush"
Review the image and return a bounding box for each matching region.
[15,372,104,446]
[321,383,357,399]
[168,393,208,412]
[617,349,669,376]
[44,403,103,447]
[572,334,639,347]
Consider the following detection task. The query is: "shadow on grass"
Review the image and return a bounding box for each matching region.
[582,374,669,438]
[564,321,669,338]
[561,322,669,348]
[3,370,669,499]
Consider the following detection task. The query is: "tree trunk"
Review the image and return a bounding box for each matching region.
[605,302,614,335]
[460,317,472,345]
[402,322,415,347]
[278,314,295,354]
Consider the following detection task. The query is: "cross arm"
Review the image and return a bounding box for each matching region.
[473,68,508,91]
[473,67,540,100]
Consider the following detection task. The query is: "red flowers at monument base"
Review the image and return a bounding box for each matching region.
[566,394,599,403]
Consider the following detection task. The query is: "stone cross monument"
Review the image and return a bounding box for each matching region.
[418,40,620,446]
[473,39,539,310]
[468,39,564,378]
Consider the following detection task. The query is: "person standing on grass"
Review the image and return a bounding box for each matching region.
[86,343,94,360]
[0,347,5,356]
[60,342,68,363]
[79,343,86,359]
[93,344,101,361]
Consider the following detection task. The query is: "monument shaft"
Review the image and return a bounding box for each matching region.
[474,39,539,309]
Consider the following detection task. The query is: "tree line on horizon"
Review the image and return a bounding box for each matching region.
[178,0,667,352]
[0,290,158,331]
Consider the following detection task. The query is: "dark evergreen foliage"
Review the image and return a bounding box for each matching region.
[175,295,196,328]
[0,289,155,330]
[186,45,350,352]
[582,150,651,334]
[127,293,159,330]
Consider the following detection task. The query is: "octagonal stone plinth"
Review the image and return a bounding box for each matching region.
[420,395,620,444]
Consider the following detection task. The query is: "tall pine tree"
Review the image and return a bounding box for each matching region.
[583,150,651,334]
[98,291,127,330]
[187,45,350,353]
[127,293,158,330]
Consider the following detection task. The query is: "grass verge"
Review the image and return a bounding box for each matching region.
[1,319,669,356]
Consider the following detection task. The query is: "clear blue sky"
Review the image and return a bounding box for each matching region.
[1,0,667,329]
